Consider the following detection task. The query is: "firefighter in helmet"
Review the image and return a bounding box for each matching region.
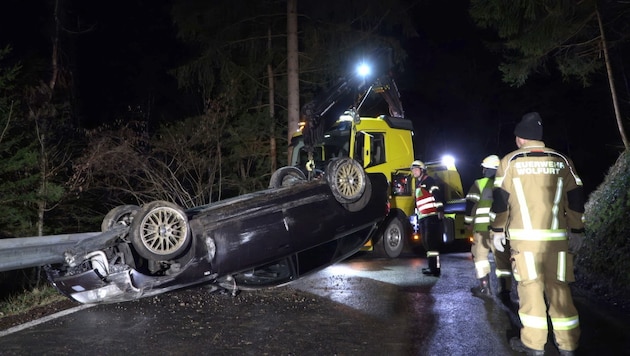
[465,154,512,299]
[411,160,444,276]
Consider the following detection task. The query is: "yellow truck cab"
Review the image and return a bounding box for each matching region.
[289,112,469,258]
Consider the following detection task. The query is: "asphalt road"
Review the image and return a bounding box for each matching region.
[0,252,628,355]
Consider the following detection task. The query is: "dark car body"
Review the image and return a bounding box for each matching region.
[44,160,388,304]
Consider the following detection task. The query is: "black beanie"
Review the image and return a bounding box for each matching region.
[514,112,543,140]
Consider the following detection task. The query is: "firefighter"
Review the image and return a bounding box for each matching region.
[491,112,584,356]
[411,160,444,276]
[465,154,512,299]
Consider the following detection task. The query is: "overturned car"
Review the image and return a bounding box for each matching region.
[42,158,387,304]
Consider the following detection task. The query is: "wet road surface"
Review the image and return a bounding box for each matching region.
[0,252,628,355]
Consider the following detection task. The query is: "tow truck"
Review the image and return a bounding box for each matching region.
[287,49,469,258]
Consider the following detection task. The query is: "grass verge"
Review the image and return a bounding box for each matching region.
[0,285,66,318]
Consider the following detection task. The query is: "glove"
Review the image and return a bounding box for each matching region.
[492,232,506,252]
[568,232,585,254]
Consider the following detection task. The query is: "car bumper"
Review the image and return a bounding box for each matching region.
[51,269,143,304]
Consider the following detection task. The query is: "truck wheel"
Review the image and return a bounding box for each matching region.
[374,216,405,258]
[129,201,191,261]
[101,205,140,232]
[326,157,366,205]
[269,166,307,188]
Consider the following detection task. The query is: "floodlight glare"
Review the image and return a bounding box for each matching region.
[442,155,456,167]
[356,62,371,77]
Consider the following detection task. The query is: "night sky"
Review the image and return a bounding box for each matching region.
[0,0,623,196]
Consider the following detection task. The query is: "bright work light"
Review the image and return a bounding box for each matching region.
[442,155,456,167]
[356,62,371,77]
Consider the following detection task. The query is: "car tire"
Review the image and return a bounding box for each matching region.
[342,173,372,212]
[326,157,366,205]
[269,166,307,188]
[375,217,405,258]
[101,205,140,232]
[129,200,191,261]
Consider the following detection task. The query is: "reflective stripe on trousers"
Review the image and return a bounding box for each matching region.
[511,244,580,351]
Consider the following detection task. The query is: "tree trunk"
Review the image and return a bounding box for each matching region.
[286,0,299,163]
[268,27,277,173]
[36,123,46,237]
[597,7,629,149]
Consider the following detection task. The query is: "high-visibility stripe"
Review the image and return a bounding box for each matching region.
[512,178,532,230]
[476,207,490,214]
[474,216,491,224]
[417,196,436,206]
[467,193,480,201]
[513,271,521,281]
[494,177,504,187]
[524,251,537,280]
[551,177,563,230]
[475,260,491,278]
[427,251,440,257]
[557,251,566,282]
[465,216,474,224]
[495,269,512,277]
[519,313,548,330]
[509,229,567,241]
[551,315,580,330]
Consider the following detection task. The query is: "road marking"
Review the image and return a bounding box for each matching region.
[0,304,95,338]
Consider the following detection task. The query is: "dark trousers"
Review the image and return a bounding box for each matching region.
[420,215,443,271]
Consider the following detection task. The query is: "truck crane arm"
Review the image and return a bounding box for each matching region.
[300,48,404,153]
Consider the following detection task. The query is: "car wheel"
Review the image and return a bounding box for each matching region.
[342,173,372,212]
[269,166,307,188]
[101,205,140,232]
[326,157,366,205]
[129,200,191,261]
[377,217,405,258]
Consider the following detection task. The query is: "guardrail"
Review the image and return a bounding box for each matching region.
[0,226,128,272]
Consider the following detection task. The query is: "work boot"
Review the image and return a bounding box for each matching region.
[471,274,491,298]
[558,349,576,356]
[421,267,440,276]
[422,255,441,276]
[510,337,544,356]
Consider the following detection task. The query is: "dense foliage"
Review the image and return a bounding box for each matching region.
[578,149,630,300]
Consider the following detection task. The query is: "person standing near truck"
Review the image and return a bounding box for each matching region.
[491,112,584,355]
[465,155,512,299]
[411,160,444,276]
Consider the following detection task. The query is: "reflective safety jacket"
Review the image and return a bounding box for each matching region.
[465,177,493,232]
[490,140,585,252]
[415,174,444,219]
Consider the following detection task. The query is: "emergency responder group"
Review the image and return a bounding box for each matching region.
[410,112,584,355]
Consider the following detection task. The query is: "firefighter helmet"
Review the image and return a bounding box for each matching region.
[411,160,426,170]
[481,155,500,169]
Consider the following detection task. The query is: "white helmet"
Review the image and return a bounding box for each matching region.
[411,160,426,170]
[481,155,500,169]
